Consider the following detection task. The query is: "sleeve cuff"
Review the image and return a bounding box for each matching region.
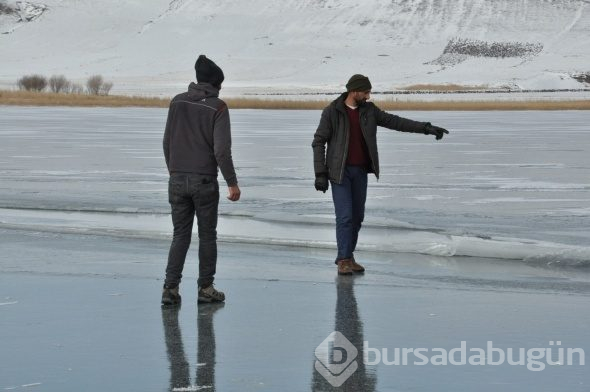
[225,177,238,187]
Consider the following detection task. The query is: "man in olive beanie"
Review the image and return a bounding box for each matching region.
[345,74,372,92]
[162,54,240,305]
[312,74,449,275]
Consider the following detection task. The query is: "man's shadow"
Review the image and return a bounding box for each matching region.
[161,303,224,391]
[312,276,377,391]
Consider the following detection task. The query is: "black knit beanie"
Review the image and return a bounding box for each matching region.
[195,55,225,88]
[346,74,372,92]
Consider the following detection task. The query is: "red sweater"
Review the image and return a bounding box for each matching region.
[345,105,370,168]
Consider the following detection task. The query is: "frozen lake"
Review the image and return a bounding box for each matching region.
[0,106,589,265]
[1,105,590,391]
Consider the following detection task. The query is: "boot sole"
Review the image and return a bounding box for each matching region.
[161,299,181,306]
[198,296,225,303]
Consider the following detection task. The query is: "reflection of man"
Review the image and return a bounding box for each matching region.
[161,307,190,390]
[162,54,240,306]
[312,74,448,275]
[312,277,377,391]
[161,304,224,391]
[196,303,224,390]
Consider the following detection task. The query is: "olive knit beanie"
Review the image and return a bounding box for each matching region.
[346,74,372,92]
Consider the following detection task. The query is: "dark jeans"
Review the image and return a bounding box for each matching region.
[331,165,368,262]
[165,173,219,288]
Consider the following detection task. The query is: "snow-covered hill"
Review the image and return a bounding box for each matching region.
[1,0,589,96]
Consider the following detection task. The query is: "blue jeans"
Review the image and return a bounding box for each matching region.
[165,173,219,288]
[331,166,368,262]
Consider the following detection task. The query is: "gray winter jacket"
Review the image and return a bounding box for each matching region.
[312,93,428,184]
[163,82,237,186]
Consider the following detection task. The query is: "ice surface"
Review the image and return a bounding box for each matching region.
[1,247,590,392]
[0,106,589,265]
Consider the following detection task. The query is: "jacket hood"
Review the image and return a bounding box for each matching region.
[187,82,220,100]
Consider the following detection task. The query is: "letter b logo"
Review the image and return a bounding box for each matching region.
[315,332,358,387]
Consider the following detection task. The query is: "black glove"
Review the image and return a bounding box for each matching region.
[423,123,449,140]
[314,174,329,193]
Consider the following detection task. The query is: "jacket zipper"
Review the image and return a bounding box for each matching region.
[359,112,378,179]
[339,112,350,183]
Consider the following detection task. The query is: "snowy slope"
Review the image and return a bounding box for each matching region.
[1,0,589,96]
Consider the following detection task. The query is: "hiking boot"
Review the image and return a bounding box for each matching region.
[161,285,181,306]
[337,259,353,275]
[198,284,225,303]
[351,257,365,273]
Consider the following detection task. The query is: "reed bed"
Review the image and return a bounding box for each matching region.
[1,90,589,110]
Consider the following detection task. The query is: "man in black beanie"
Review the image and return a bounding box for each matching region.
[162,55,240,305]
[312,74,448,275]
[195,54,225,89]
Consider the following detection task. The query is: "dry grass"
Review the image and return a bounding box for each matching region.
[1,89,589,110]
[399,83,491,91]
[224,97,326,109]
[0,90,170,108]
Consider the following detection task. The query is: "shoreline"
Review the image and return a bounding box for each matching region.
[1,90,590,110]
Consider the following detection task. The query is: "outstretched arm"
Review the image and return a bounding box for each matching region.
[375,107,449,140]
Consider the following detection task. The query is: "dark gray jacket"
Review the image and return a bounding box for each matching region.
[163,82,237,186]
[312,93,428,184]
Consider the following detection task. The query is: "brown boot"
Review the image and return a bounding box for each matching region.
[337,259,353,275]
[351,257,365,273]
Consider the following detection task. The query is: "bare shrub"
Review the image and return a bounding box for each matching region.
[70,83,84,94]
[86,75,114,95]
[17,74,47,91]
[99,81,113,96]
[49,75,71,93]
[86,75,103,95]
